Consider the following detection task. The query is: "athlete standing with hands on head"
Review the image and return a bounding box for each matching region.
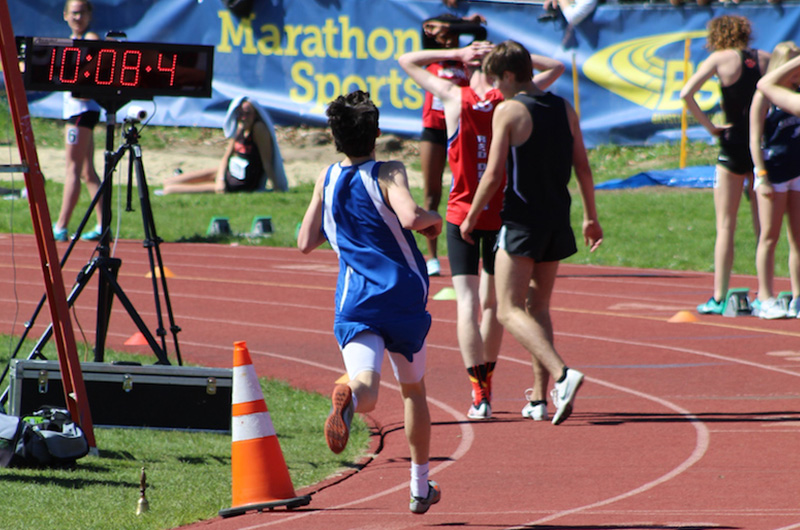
[461,40,602,425]
[400,40,564,420]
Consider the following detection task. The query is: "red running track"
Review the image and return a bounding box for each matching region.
[1,234,799,530]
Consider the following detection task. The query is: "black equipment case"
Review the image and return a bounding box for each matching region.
[7,360,232,432]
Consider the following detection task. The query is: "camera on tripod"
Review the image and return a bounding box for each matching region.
[124,105,148,124]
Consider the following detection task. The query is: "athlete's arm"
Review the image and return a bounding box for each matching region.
[381,161,443,238]
[680,52,727,137]
[531,54,565,90]
[297,168,328,253]
[566,101,603,252]
[757,54,800,117]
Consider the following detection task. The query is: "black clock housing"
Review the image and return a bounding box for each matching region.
[21,37,214,102]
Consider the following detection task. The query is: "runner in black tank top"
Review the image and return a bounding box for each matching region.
[504,92,573,231]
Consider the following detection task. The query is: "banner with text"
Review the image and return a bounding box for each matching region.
[7,0,799,146]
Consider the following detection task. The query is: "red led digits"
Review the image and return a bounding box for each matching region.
[94,48,117,85]
[25,37,212,99]
[157,53,176,86]
[120,49,142,87]
[59,46,81,83]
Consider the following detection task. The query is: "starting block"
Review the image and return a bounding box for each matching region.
[207,217,232,236]
[722,288,751,317]
[249,216,273,237]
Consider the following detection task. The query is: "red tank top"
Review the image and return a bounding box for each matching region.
[446,86,505,230]
[422,61,470,130]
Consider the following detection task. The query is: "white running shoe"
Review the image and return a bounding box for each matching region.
[521,388,548,420]
[787,297,800,319]
[467,399,491,420]
[759,297,788,320]
[426,258,441,277]
[521,401,548,421]
[551,369,584,425]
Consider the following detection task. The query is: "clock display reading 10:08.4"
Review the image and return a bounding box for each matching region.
[22,38,214,100]
[48,45,177,88]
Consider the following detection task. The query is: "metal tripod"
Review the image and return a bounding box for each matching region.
[0,106,182,407]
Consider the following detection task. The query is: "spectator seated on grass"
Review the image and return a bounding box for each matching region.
[160,97,288,195]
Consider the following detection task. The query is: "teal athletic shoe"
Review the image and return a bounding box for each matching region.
[81,225,103,241]
[52,224,68,242]
[697,297,724,315]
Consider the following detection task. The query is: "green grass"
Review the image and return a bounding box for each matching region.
[0,338,370,530]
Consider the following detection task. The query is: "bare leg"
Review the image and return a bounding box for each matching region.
[419,140,446,261]
[400,378,430,466]
[495,249,565,379]
[712,166,747,301]
[786,190,800,299]
[58,124,102,229]
[162,168,217,194]
[755,188,787,301]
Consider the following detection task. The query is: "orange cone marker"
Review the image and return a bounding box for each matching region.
[124,332,148,346]
[219,341,311,518]
[668,310,699,323]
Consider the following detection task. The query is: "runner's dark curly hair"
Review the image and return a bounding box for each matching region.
[326,90,379,158]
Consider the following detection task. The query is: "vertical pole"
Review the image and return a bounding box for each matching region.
[680,38,691,170]
[0,1,96,449]
[572,51,580,119]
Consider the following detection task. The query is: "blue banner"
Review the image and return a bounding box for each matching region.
[7,0,799,146]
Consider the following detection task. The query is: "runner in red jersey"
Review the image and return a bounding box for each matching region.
[400,41,564,420]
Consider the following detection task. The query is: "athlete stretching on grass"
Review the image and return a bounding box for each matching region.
[461,40,603,425]
[297,90,443,514]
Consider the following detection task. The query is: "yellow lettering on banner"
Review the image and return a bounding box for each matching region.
[284,25,302,56]
[257,24,282,55]
[290,62,315,103]
[393,28,417,59]
[217,10,258,54]
[367,28,394,61]
[322,19,340,59]
[403,78,424,109]
[220,13,428,112]
[339,16,368,59]
[301,25,326,58]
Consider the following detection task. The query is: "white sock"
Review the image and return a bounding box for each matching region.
[410,462,429,498]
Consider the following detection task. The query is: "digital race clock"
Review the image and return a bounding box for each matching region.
[21,37,214,102]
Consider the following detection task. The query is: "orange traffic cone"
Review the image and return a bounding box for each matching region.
[219,341,311,518]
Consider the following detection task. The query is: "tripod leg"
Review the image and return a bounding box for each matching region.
[132,144,183,366]
[96,259,170,365]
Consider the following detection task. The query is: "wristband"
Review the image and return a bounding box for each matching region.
[756,169,768,177]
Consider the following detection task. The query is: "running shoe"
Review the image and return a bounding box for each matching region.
[697,297,724,315]
[787,297,799,319]
[324,384,353,454]
[758,297,787,320]
[467,398,491,420]
[426,258,441,277]
[409,480,441,514]
[81,225,103,241]
[521,388,548,421]
[551,368,584,426]
[751,298,762,317]
[52,224,68,242]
